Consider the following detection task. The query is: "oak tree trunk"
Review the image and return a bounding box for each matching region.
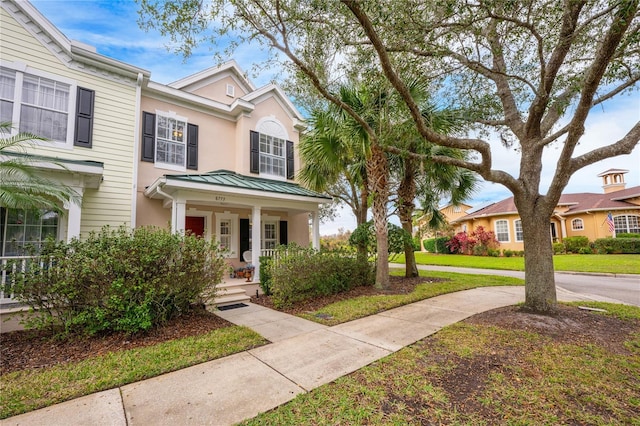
[519,205,558,312]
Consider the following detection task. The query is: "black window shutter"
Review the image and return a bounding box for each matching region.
[186,123,198,170]
[250,130,260,174]
[286,140,294,180]
[141,112,155,162]
[74,87,94,148]
[279,220,288,245]
[240,219,250,256]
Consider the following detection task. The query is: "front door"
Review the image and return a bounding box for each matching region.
[185,216,205,237]
[550,222,558,243]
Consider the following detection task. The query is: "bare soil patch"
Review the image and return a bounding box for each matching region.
[250,274,446,315]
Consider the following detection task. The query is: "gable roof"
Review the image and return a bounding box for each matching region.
[168,60,256,93]
[2,0,149,82]
[454,185,640,222]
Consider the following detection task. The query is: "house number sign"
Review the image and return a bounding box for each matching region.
[215,195,226,202]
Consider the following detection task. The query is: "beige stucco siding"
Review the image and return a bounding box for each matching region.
[2,6,138,235]
[190,75,249,104]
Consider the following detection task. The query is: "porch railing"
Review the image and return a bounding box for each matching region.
[0,256,35,303]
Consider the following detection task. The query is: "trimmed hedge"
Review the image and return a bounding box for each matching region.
[593,237,640,254]
[563,236,590,253]
[270,247,373,308]
[423,237,450,253]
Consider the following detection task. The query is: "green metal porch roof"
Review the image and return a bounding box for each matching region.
[165,170,331,200]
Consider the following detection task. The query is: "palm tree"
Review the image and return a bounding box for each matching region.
[0,122,80,213]
[299,84,393,289]
[391,100,479,277]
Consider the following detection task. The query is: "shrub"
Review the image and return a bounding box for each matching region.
[562,236,590,253]
[411,236,421,251]
[8,226,225,336]
[617,233,640,238]
[578,246,593,254]
[487,248,501,257]
[258,256,273,295]
[349,221,413,260]
[553,242,565,254]
[270,247,373,308]
[593,237,640,254]
[423,237,451,254]
[447,226,499,256]
[503,249,514,257]
[446,232,476,254]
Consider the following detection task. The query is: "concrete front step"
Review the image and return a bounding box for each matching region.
[213,293,251,306]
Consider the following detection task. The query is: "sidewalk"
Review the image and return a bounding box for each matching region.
[3,286,605,426]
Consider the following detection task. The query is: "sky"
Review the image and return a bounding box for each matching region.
[29,0,640,236]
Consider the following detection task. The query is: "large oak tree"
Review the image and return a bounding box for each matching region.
[138,0,640,312]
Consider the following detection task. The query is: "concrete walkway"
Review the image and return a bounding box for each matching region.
[4,286,607,426]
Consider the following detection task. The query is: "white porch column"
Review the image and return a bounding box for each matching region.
[311,210,321,250]
[64,187,83,242]
[174,200,186,234]
[65,201,82,242]
[559,217,567,239]
[251,206,261,282]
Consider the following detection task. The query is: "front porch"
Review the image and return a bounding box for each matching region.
[143,170,331,285]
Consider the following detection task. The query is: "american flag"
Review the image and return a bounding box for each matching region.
[606,212,615,233]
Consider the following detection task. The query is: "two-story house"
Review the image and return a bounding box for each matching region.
[1,0,147,269]
[0,0,330,307]
[136,61,330,284]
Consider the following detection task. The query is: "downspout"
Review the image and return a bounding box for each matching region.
[130,72,144,229]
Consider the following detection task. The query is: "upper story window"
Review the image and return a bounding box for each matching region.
[141,111,198,171]
[1,65,93,149]
[259,133,286,178]
[453,205,461,213]
[156,113,187,168]
[20,74,70,142]
[495,219,509,242]
[571,218,584,231]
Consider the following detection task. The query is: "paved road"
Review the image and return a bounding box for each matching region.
[391,263,640,307]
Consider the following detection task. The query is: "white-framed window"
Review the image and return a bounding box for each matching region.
[571,218,584,231]
[453,205,461,213]
[0,65,75,147]
[215,212,238,257]
[613,215,640,234]
[495,219,510,242]
[155,112,187,169]
[1,208,59,256]
[263,221,278,249]
[514,219,524,242]
[226,84,234,97]
[0,68,15,124]
[259,133,286,178]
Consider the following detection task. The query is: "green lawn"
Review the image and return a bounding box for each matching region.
[300,270,524,326]
[241,302,640,425]
[394,253,640,274]
[0,326,266,419]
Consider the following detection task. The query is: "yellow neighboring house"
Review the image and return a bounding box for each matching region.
[450,169,640,251]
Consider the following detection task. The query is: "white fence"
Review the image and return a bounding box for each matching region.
[0,256,34,303]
